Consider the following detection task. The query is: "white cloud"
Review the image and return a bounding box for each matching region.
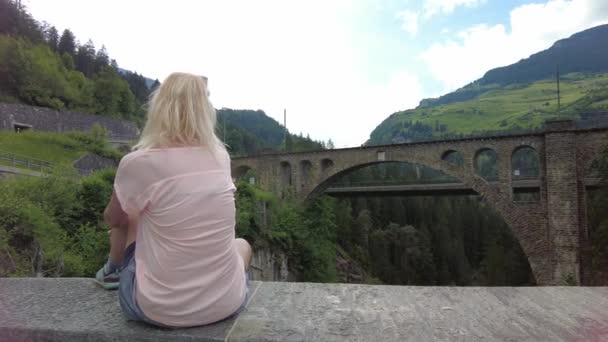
[25,0,417,147]
[396,10,419,35]
[420,0,608,92]
[398,0,483,38]
[423,0,484,19]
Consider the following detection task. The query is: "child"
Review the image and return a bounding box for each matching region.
[95,72,252,328]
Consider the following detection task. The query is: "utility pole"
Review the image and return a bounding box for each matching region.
[223,114,226,143]
[556,64,561,114]
[283,108,287,151]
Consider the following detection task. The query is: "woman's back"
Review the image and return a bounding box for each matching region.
[114,146,246,327]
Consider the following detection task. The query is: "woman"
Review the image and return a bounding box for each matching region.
[95,72,252,328]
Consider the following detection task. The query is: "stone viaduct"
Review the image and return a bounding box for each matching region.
[231,120,608,285]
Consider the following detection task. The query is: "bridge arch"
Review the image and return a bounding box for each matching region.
[321,158,334,173]
[511,145,540,179]
[305,156,544,285]
[299,160,313,189]
[441,149,464,166]
[474,148,499,181]
[280,161,292,189]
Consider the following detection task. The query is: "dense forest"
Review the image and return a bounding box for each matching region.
[0,0,155,125]
[329,162,534,285]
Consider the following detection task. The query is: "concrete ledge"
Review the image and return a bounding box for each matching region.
[1,278,608,341]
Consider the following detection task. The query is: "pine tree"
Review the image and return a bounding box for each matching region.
[150,79,160,91]
[46,25,59,51]
[0,0,20,36]
[76,39,96,77]
[94,45,109,73]
[58,29,76,57]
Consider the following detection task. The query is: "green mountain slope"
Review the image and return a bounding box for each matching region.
[369,24,608,145]
[218,108,324,156]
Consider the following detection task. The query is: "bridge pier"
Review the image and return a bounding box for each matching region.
[545,121,582,284]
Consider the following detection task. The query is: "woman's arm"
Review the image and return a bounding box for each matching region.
[104,190,129,228]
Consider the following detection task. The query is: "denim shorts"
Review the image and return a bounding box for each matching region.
[118,242,250,328]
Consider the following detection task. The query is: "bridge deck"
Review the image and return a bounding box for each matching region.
[325,178,601,196]
[325,179,541,196]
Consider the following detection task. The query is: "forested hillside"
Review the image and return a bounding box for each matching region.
[0,0,323,156]
[0,0,155,125]
[369,25,608,145]
[218,108,326,156]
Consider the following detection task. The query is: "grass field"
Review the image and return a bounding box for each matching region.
[0,131,87,165]
[370,72,608,144]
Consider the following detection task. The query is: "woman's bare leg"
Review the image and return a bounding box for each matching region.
[235,238,252,271]
[108,219,137,266]
[108,228,127,266]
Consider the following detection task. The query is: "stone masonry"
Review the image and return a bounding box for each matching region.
[231,122,608,285]
[0,103,139,138]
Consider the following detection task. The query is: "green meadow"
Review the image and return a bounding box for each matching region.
[370,73,608,144]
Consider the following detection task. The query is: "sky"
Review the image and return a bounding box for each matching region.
[25,0,608,147]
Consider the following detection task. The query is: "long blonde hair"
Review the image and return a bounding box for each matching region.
[134,72,225,153]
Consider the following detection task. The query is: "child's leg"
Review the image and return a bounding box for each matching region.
[235,238,252,271]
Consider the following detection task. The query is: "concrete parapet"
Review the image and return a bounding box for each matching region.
[1,278,608,341]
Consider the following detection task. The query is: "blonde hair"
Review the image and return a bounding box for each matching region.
[134,72,226,153]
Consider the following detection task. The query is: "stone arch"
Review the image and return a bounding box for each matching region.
[280,161,292,188]
[511,146,541,202]
[299,160,313,188]
[308,160,469,201]
[305,157,544,284]
[321,158,334,173]
[474,148,499,181]
[441,149,464,166]
[511,145,540,179]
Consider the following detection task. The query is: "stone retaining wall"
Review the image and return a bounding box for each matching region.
[0,103,139,138]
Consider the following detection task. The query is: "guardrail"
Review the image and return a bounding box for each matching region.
[0,148,55,172]
[0,149,91,175]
